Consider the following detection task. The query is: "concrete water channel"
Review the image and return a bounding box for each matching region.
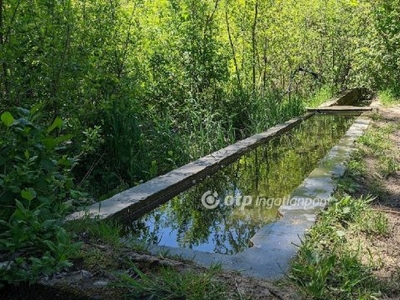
[127,115,354,255]
[69,88,373,279]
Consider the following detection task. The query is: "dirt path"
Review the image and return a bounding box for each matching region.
[345,103,400,298]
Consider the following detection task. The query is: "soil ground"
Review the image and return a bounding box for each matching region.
[343,103,400,299]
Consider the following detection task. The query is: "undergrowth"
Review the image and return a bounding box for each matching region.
[0,108,82,285]
[290,195,387,299]
[378,90,400,106]
[114,262,228,300]
[291,109,400,299]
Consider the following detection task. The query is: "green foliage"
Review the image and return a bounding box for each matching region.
[0,108,81,284]
[357,122,399,178]
[0,0,378,198]
[331,195,372,224]
[1,0,398,291]
[379,155,399,178]
[305,86,335,108]
[362,211,390,236]
[114,262,227,300]
[65,218,122,247]
[373,0,400,95]
[359,128,390,154]
[290,196,385,299]
[0,108,76,218]
[378,90,400,105]
[291,247,377,299]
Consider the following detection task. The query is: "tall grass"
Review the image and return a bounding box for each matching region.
[290,196,387,299]
[247,92,304,134]
[79,86,336,199]
[304,85,335,108]
[378,89,400,106]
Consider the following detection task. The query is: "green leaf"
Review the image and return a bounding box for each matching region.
[21,188,37,201]
[58,156,73,167]
[43,137,56,150]
[16,107,30,116]
[70,189,85,198]
[30,103,44,116]
[54,134,73,145]
[342,207,351,214]
[1,112,14,127]
[47,116,63,133]
[41,158,56,171]
[16,118,32,127]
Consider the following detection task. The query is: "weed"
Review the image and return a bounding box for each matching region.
[347,159,366,176]
[359,130,390,155]
[369,180,386,199]
[291,248,337,298]
[331,195,373,224]
[380,123,397,135]
[305,85,334,108]
[66,218,122,247]
[291,242,380,299]
[114,262,227,300]
[124,239,150,253]
[78,247,119,271]
[209,262,223,273]
[355,122,399,180]
[361,211,390,236]
[290,195,384,299]
[378,90,400,106]
[337,177,360,195]
[157,249,171,259]
[378,155,399,178]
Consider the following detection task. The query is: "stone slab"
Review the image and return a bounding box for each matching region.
[307,105,373,112]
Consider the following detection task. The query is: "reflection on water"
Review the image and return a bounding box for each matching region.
[125,115,354,255]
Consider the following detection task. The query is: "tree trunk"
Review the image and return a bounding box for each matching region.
[0,0,9,101]
[225,10,242,92]
[251,0,258,94]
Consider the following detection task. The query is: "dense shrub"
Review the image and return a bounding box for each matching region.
[0,107,80,284]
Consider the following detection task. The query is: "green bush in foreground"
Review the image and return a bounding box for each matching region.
[0,107,81,284]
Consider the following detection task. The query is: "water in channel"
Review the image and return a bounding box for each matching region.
[125,115,354,255]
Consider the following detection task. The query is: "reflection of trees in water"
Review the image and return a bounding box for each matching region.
[127,115,354,254]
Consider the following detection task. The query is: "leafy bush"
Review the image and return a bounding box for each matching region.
[373,0,400,95]
[0,107,81,284]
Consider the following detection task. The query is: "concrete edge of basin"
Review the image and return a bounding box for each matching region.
[144,115,371,279]
[66,89,364,222]
[65,112,314,221]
